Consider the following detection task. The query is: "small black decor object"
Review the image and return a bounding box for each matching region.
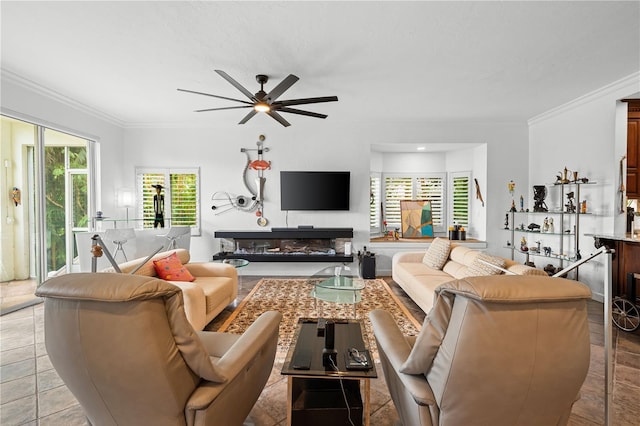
[565,192,576,213]
[322,320,337,367]
[527,223,541,232]
[151,184,165,228]
[533,185,548,212]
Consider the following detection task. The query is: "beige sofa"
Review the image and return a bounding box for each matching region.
[392,242,546,314]
[105,249,238,330]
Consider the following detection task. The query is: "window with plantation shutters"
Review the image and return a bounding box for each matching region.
[135,167,200,235]
[383,173,447,233]
[370,173,382,231]
[450,172,471,228]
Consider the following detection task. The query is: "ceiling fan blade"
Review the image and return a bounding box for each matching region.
[177,88,254,105]
[274,96,339,107]
[195,105,253,112]
[266,111,291,127]
[277,107,328,119]
[215,70,256,101]
[265,74,299,103]
[238,110,258,125]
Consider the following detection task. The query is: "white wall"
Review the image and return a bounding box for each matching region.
[383,152,446,172]
[528,72,640,300]
[123,122,527,275]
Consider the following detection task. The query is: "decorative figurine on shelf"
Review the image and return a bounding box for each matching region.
[393,228,400,240]
[548,217,555,233]
[152,184,165,228]
[581,200,587,214]
[543,246,552,257]
[542,217,549,233]
[504,213,509,230]
[533,185,549,212]
[527,223,541,232]
[519,195,524,212]
[508,180,515,197]
[520,237,528,251]
[510,199,517,212]
[565,192,576,213]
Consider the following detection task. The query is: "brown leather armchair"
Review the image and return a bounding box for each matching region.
[35,273,281,426]
[369,275,592,426]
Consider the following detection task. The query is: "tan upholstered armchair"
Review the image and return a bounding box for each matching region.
[369,275,592,426]
[35,273,281,426]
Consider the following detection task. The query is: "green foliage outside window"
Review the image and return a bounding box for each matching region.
[45,146,88,273]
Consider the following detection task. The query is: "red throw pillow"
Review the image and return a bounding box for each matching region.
[153,252,195,282]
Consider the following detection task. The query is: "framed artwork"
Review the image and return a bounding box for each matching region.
[400,200,434,238]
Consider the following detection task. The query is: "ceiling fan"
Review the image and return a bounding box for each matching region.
[178,70,338,127]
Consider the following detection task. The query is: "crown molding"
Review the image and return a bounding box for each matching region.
[528,71,640,126]
[1,68,125,128]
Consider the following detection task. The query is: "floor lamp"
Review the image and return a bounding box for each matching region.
[116,188,135,224]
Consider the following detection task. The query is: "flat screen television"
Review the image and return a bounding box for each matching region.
[280,171,350,211]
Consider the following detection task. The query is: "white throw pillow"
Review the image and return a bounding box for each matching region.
[422,238,452,270]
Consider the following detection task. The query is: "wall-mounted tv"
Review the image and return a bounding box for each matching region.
[280,171,350,211]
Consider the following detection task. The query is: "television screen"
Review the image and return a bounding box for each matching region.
[280,171,350,211]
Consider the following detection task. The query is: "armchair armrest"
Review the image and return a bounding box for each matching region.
[185,311,282,410]
[167,281,206,330]
[369,310,436,407]
[185,262,237,280]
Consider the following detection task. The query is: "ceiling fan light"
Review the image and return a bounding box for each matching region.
[254,102,270,112]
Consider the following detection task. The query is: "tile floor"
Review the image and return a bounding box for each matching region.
[1,276,639,425]
[0,279,39,316]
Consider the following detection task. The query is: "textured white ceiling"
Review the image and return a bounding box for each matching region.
[1,1,639,127]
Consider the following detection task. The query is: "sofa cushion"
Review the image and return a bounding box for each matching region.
[422,238,452,270]
[506,263,548,276]
[153,252,196,282]
[103,249,190,276]
[464,252,506,277]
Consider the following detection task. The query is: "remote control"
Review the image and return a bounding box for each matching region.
[317,318,327,336]
[292,348,312,370]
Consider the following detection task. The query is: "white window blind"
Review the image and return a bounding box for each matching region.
[450,172,471,228]
[135,167,200,235]
[370,174,382,231]
[384,176,413,227]
[415,177,444,228]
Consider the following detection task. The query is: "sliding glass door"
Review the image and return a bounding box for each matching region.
[1,115,95,286]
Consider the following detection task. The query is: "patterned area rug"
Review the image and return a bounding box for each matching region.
[216,278,421,359]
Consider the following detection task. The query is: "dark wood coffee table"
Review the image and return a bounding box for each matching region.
[281,318,377,426]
